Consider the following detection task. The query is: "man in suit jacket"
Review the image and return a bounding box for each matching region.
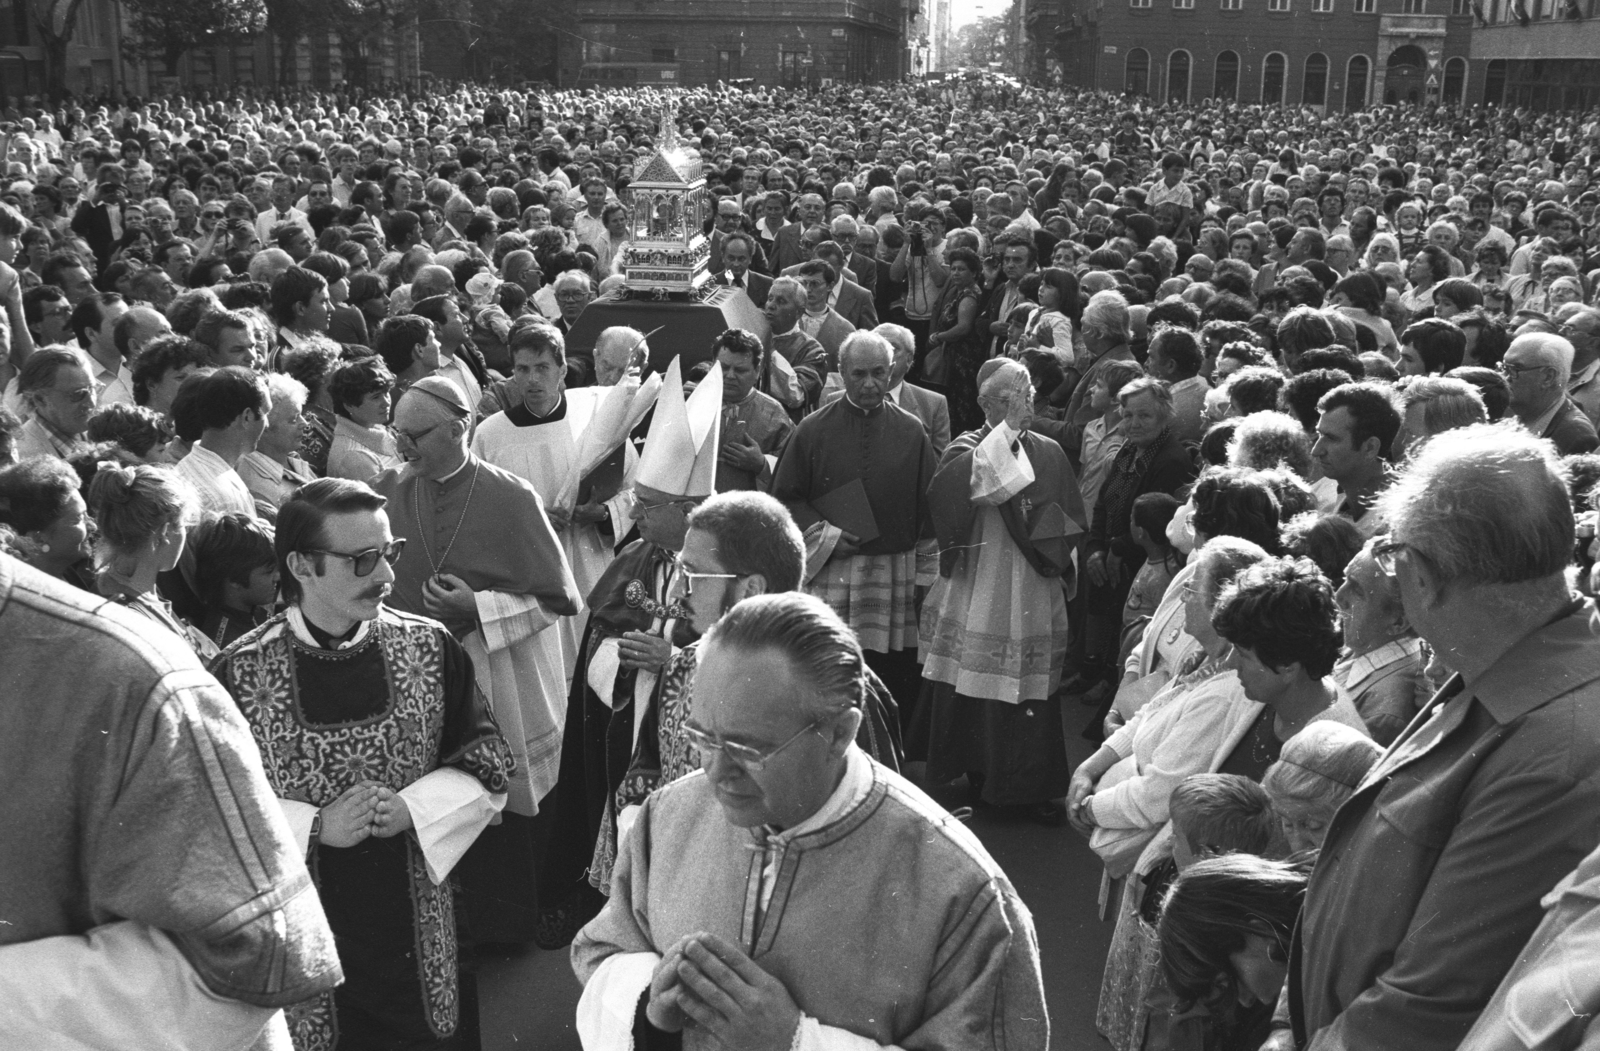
[1292,428,1600,1051]
[830,215,878,299]
[710,232,772,309]
[824,323,952,456]
[769,192,828,273]
[706,198,770,276]
[790,248,877,331]
[70,176,128,272]
[1505,333,1600,455]
[796,260,860,368]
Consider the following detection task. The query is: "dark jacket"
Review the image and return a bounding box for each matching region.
[1542,396,1600,455]
[1292,601,1600,1051]
[712,268,772,309]
[1085,431,1196,562]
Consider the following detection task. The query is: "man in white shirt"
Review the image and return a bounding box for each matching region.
[176,367,270,519]
[255,174,313,244]
[69,292,131,406]
[101,305,171,407]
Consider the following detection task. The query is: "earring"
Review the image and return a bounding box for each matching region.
[37,542,50,553]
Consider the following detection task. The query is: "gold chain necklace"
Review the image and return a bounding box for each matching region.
[414,461,481,576]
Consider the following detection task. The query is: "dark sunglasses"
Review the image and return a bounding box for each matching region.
[305,539,405,576]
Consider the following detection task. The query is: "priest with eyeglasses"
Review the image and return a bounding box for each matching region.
[572,592,1049,1051]
[210,475,517,1051]
[374,375,584,942]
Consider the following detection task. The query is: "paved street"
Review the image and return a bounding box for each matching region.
[478,717,1113,1050]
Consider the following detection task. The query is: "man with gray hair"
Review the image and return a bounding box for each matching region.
[918,358,1086,823]
[1501,331,1599,454]
[1291,422,1600,1051]
[592,326,646,387]
[762,275,829,417]
[573,593,1047,1051]
[826,323,951,455]
[772,330,937,718]
[1559,305,1600,426]
[1054,290,1135,464]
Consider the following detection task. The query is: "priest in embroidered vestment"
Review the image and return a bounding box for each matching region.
[914,359,1086,820]
[374,376,583,939]
[770,329,937,719]
[539,356,722,948]
[572,593,1049,1051]
[210,478,516,1051]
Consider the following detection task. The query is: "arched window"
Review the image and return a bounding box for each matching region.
[1302,52,1329,106]
[1385,44,1427,105]
[1125,48,1151,95]
[1483,58,1507,105]
[1262,52,1287,104]
[1345,54,1370,109]
[1214,49,1240,100]
[1168,49,1191,103]
[1443,56,1467,104]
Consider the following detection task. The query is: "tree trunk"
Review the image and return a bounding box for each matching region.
[39,31,69,99]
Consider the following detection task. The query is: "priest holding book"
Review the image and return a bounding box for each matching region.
[771,330,937,723]
[915,359,1086,825]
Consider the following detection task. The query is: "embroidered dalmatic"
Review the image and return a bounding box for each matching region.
[211,607,515,1051]
[539,540,697,914]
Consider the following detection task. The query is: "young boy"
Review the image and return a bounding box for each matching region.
[188,512,278,649]
[1143,775,1285,1051]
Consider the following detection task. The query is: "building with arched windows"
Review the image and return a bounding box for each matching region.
[1052,0,1473,110]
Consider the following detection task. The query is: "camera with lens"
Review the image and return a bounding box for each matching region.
[906,221,925,254]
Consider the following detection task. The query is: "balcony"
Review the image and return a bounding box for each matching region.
[1472,15,1600,57]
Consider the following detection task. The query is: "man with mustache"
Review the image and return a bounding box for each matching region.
[210,477,516,1051]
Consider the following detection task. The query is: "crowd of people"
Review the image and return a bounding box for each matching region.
[3,73,1600,1051]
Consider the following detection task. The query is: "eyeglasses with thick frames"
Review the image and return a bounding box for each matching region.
[305,539,405,577]
[684,716,833,771]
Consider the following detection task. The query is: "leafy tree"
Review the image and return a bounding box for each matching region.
[120,0,267,77]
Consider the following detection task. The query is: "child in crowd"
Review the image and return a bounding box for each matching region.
[1124,492,1182,632]
[1145,775,1286,1051]
[188,512,278,650]
[1099,772,1284,1051]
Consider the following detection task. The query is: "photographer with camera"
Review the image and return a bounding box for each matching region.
[889,205,948,380]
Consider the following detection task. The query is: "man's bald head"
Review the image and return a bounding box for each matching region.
[595,326,644,385]
[411,264,456,301]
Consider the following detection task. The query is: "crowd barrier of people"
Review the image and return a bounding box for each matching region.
[2,77,1600,1051]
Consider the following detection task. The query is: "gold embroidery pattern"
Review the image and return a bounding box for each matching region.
[220,616,448,803]
[409,840,459,1037]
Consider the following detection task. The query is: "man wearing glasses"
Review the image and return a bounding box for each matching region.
[1293,425,1600,1051]
[13,346,94,461]
[573,592,1048,1051]
[1500,331,1599,455]
[595,489,904,897]
[375,376,582,941]
[211,476,516,1051]
[537,356,722,950]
